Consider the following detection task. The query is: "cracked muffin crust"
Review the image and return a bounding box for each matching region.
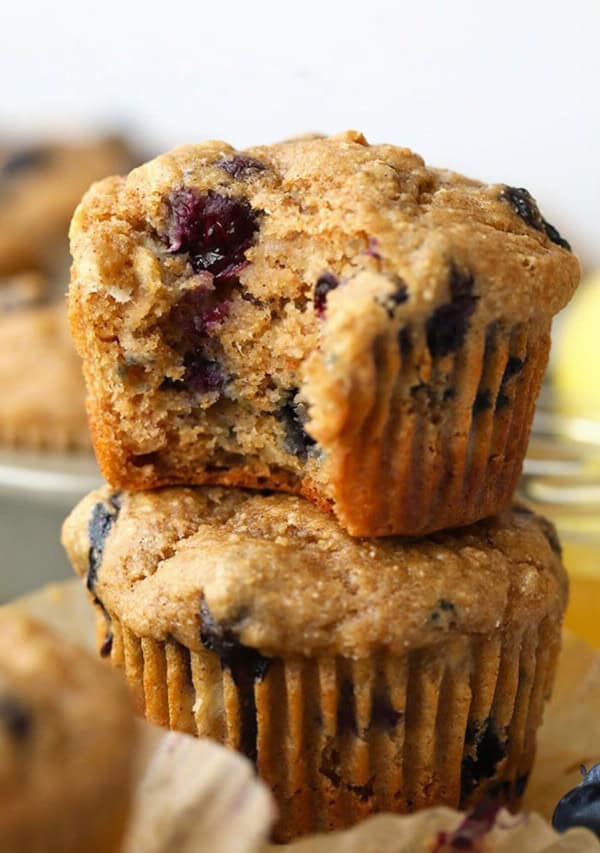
[0,135,135,278]
[0,301,90,449]
[0,612,135,853]
[62,487,567,841]
[68,131,579,536]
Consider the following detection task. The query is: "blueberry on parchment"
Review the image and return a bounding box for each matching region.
[553,763,600,838]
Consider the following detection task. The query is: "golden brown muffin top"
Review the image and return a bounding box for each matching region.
[70,130,579,328]
[62,486,567,658]
[0,613,135,809]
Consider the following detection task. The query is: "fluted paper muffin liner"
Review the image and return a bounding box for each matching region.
[320,317,551,536]
[98,612,561,843]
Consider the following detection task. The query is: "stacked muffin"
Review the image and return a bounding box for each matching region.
[61,131,580,841]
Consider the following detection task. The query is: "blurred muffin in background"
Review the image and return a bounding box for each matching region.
[0,297,90,449]
[0,136,136,282]
[0,612,136,853]
[0,133,139,451]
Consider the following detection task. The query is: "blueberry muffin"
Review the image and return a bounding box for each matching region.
[0,301,89,448]
[0,612,135,853]
[0,136,135,278]
[62,487,567,842]
[68,131,579,536]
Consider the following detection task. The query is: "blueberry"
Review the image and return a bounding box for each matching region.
[370,694,403,730]
[216,154,266,179]
[199,596,270,681]
[346,781,374,802]
[429,598,457,626]
[0,695,32,741]
[276,389,316,459]
[87,493,122,659]
[500,187,544,231]
[389,278,409,306]
[313,272,339,317]
[337,680,357,735]
[166,189,261,277]
[553,765,600,838]
[169,289,231,343]
[443,387,456,402]
[164,288,231,395]
[398,327,412,358]
[486,356,524,413]
[473,390,493,415]
[200,596,240,663]
[500,186,571,251]
[182,352,225,394]
[543,220,572,251]
[159,376,185,391]
[502,356,524,383]
[199,596,271,764]
[381,277,409,318]
[87,493,122,595]
[495,391,510,411]
[320,745,342,788]
[582,765,600,786]
[99,630,114,658]
[426,266,477,358]
[1,146,52,177]
[461,718,507,800]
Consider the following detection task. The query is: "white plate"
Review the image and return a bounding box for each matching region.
[0,447,101,602]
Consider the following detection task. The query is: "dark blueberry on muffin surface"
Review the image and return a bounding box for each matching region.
[313,272,339,316]
[166,189,261,277]
[501,186,571,251]
[426,266,477,357]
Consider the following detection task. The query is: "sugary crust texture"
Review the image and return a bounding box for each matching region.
[0,136,135,276]
[62,486,568,659]
[0,303,90,449]
[0,613,135,851]
[68,131,580,534]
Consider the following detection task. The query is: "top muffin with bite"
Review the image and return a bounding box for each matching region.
[68,131,579,536]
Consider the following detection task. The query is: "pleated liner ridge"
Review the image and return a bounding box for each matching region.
[100,613,561,843]
[327,318,551,537]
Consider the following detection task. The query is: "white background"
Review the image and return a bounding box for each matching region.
[1,0,598,266]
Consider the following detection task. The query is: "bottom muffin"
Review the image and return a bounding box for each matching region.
[62,487,567,842]
[0,613,136,853]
